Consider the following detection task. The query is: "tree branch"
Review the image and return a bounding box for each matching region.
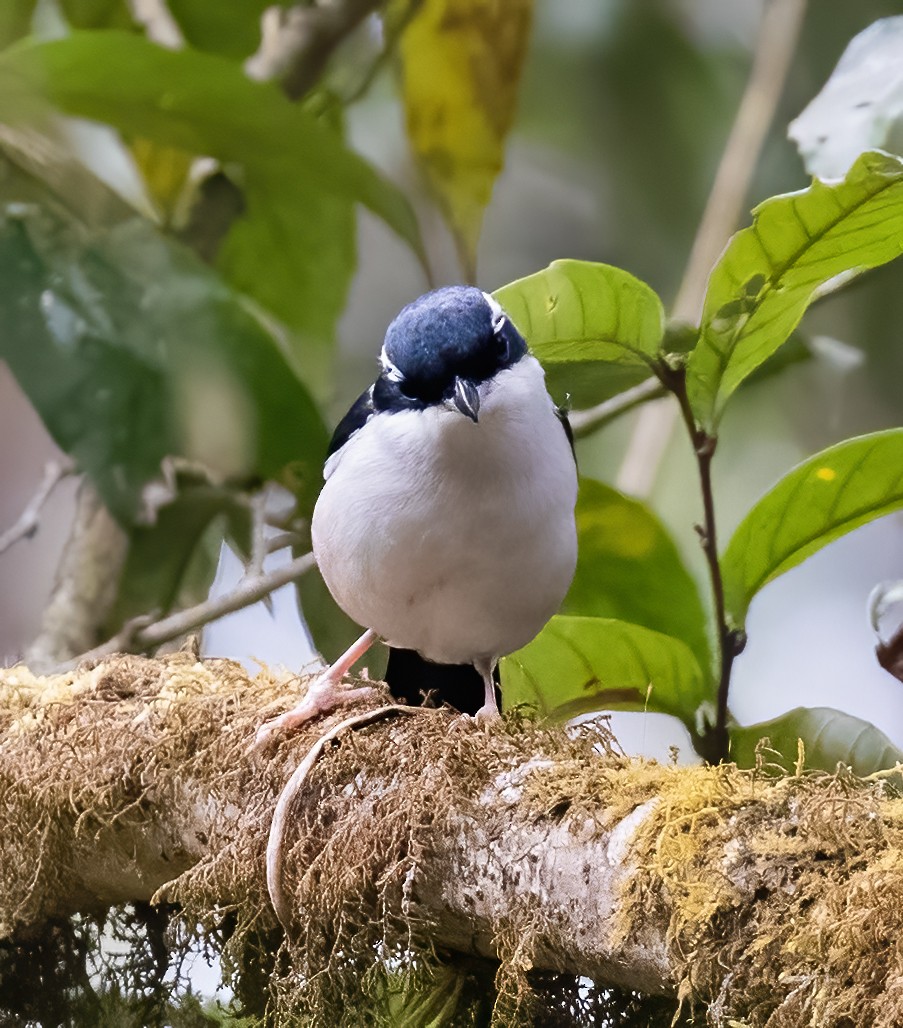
[63,552,316,670]
[568,378,666,439]
[0,457,74,556]
[269,0,386,102]
[24,481,129,673]
[2,653,903,1024]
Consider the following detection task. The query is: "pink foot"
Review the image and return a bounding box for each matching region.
[252,628,379,750]
[254,677,378,748]
[474,662,502,724]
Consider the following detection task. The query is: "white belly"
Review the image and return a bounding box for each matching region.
[311,358,578,665]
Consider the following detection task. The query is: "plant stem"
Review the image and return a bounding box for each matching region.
[612,0,809,496]
[658,363,742,763]
[568,377,667,438]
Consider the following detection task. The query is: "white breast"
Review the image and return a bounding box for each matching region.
[311,357,578,666]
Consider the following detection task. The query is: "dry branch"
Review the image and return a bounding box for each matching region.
[1,654,903,1026]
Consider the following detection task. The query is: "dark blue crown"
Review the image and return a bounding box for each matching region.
[382,286,526,403]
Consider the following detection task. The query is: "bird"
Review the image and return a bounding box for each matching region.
[256,285,578,742]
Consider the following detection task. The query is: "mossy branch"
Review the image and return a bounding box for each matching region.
[2,654,903,1025]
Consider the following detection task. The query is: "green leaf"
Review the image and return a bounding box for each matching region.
[167,0,270,60]
[501,615,707,726]
[0,204,329,523]
[106,482,248,633]
[687,151,903,429]
[0,1,35,50]
[565,477,712,678]
[731,707,903,776]
[494,259,665,370]
[0,32,424,370]
[398,0,532,279]
[722,429,903,625]
[216,134,356,389]
[59,0,135,30]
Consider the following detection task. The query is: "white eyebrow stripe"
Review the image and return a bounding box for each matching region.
[482,291,507,331]
[379,344,404,382]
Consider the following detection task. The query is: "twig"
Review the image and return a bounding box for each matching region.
[249,491,269,579]
[266,530,305,555]
[67,551,317,670]
[568,378,666,439]
[329,0,424,109]
[614,0,809,496]
[262,0,385,102]
[0,458,75,555]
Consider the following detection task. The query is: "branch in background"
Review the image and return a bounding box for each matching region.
[179,0,387,262]
[266,530,305,554]
[248,490,269,579]
[271,0,385,102]
[0,457,74,555]
[65,551,317,670]
[568,377,666,439]
[24,482,130,673]
[614,0,809,497]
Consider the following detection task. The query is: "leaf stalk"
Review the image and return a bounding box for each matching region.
[656,362,740,763]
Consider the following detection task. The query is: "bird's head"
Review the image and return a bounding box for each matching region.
[377,286,528,422]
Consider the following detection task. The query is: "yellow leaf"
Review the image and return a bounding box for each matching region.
[130,137,194,226]
[397,0,533,280]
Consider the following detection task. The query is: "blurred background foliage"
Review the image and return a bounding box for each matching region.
[4,0,903,1021]
[1,0,902,754]
[1,0,903,766]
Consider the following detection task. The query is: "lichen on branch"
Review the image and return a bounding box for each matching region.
[1,653,903,1026]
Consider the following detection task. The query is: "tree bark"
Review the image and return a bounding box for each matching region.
[2,653,902,1026]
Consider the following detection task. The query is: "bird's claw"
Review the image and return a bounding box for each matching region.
[474,703,503,727]
[249,679,380,753]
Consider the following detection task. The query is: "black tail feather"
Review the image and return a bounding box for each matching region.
[385,647,501,716]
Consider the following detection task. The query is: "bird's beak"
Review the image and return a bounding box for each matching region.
[452,376,480,422]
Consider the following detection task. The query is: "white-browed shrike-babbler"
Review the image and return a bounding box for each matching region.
[257,285,578,742]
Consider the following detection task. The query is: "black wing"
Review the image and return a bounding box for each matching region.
[327,386,375,458]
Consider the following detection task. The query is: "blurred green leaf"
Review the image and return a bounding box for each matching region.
[722,429,903,626]
[398,0,532,279]
[565,477,712,678]
[106,483,248,633]
[0,32,424,377]
[167,0,270,60]
[217,148,356,374]
[59,0,134,30]
[0,204,329,523]
[495,258,664,364]
[501,615,707,726]
[0,1,35,50]
[544,362,652,410]
[731,706,903,776]
[687,151,903,429]
[0,130,135,225]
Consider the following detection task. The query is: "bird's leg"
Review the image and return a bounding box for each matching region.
[474,660,502,723]
[254,629,379,747]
